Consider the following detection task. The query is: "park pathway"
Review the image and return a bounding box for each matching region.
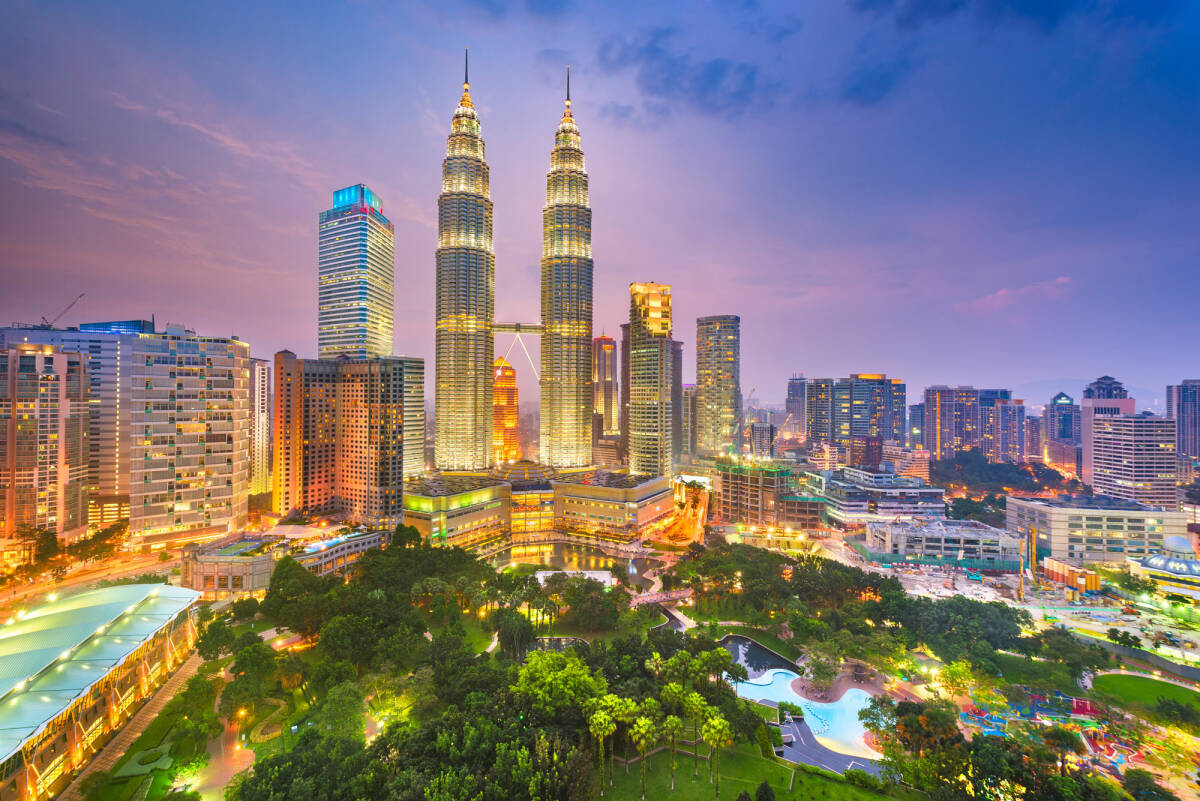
[58,655,202,801]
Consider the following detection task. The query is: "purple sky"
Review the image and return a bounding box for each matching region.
[1,1,1197,408]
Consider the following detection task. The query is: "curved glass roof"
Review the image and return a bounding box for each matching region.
[0,584,198,762]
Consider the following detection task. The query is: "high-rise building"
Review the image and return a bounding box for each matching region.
[435,59,495,471]
[249,358,272,496]
[627,283,673,477]
[1024,416,1042,463]
[1043,392,1081,444]
[750,422,777,458]
[1091,413,1177,509]
[844,435,883,470]
[493,357,520,464]
[695,315,741,456]
[907,402,924,449]
[881,443,930,481]
[318,184,394,360]
[805,378,834,444]
[397,357,426,478]
[981,397,1025,464]
[681,384,697,456]
[273,351,407,530]
[1166,380,1200,459]
[1080,376,1136,484]
[924,386,983,460]
[785,375,806,438]
[671,339,684,463]
[539,75,593,469]
[592,336,618,435]
[619,322,630,462]
[0,344,88,564]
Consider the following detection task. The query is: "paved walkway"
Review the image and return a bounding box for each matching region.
[59,654,202,801]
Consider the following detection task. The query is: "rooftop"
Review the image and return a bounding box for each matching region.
[406,474,507,497]
[1013,494,1160,512]
[0,584,198,762]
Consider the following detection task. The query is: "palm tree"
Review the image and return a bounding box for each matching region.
[683,692,709,777]
[631,716,658,801]
[660,681,684,715]
[610,696,639,774]
[589,709,616,794]
[701,715,733,800]
[663,714,683,791]
[645,650,665,681]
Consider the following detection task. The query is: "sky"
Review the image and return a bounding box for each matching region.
[0,0,1197,409]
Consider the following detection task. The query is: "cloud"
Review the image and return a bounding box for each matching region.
[840,50,920,105]
[849,0,1178,31]
[954,275,1073,314]
[0,118,69,149]
[597,28,762,117]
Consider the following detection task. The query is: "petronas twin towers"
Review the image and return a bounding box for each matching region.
[435,55,593,471]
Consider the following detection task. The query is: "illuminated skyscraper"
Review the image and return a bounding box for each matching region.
[493,357,520,464]
[540,70,593,468]
[695,315,741,455]
[435,53,495,470]
[249,358,271,495]
[593,335,618,435]
[318,184,394,360]
[628,283,673,477]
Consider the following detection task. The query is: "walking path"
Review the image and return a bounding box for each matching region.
[58,654,202,801]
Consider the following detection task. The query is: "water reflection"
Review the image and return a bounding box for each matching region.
[721,634,795,678]
[489,542,659,589]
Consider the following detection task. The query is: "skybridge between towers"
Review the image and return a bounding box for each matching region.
[494,321,542,380]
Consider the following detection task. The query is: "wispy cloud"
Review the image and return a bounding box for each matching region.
[849,0,1178,31]
[955,275,1072,314]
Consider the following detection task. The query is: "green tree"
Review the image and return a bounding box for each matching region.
[312,681,365,741]
[197,618,235,661]
[755,780,774,801]
[512,650,607,717]
[1042,726,1084,777]
[589,708,616,794]
[663,714,683,791]
[684,691,708,778]
[701,714,733,800]
[1122,768,1180,801]
[491,606,535,659]
[318,615,376,673]
[631,716,658,801]
[938,660,975,699]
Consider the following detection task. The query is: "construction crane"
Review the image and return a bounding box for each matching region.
[770,412,794,450]
[40,293,84,328]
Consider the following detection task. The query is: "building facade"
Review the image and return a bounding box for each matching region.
[881,443,931,481]
[317,184,394,360]
[1080,376,1135,484]
[807,375,904,448]
[923,386,982,460]
[397,357,426,478]
[592,335,618,435]
[980,397,1025,464]
[540,84,593,469]
[627,283,674,476]
[681,384,697,457]
[435,69,495,471]
[249,357,271,495]
[1166,380,1200,460]
[694,315,741,456]
[272,351,407,531]
[1090,413,1177,509]
[492,357,520,464]
[1007,494,1186,563]
[865,519,1020,568]
[1043,392,1080,444]
[805,467,945,526]
[785,375,806,439]
[0,344,88,562]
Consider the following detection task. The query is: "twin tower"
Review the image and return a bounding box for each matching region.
[434,55,593,470]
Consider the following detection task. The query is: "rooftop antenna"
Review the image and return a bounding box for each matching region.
[464,47,469,86]
[566,64,570,102]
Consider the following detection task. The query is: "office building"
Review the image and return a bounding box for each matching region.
[493,357,520,464]
[1024,415,1042,463]
[907,402,924,449]
[627,283,673,476]
[671,339,684,463]
[1044,439,1082,478]
[0,585,198,801]
[249,358,271,496]
[980,397,1025,464]
[1166,380,1200,459]
[695,315,741,456]
[1080,376,1136,484]
[539,78,593,469]
[273,351,407,531]
[1,322,249,546]
[881,443,930,481]
[804,467,945,526]
[924,386,982,460]
[714,459,823,528]
[785,375,806,439]
[1043,392,1080,444]
[844,435,883,470]
[1007,494,1186,564]
[1090,413,1177,509]
[750,422,777,458]
[805,378,833,445]
[318,184,394,360]
[435,64,495,471]
[397,357,426,478]
[681,384,697,456]
[807,375,904,448]
[592,335,618,435]
[0,344,88,563]
[865,519,1020,569]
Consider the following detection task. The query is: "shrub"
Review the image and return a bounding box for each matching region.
[843,769,881,792]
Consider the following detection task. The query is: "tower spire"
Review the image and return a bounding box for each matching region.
[561,64,573,121]
[459,47,473,109]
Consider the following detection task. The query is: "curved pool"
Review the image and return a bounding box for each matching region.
[736,668,880,759]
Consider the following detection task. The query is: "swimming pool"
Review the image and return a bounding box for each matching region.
[735,669,881,760]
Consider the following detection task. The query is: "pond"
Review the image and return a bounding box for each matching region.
[489,542,660,589]
[721,634,796,677]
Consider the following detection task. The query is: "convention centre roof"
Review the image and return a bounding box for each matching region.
[0,584,198,763]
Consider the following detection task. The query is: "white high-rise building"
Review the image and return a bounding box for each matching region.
[318,184,395,360]
[398,357,426,478]
[1091,413,1177,510]
[1080,376,1135,485]
[249,358,271,496]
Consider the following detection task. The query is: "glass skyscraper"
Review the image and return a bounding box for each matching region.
[435,63,495,470]
[695,315,741,456]
[540,75,593,468]
[317,184,394,360]
[628,283,673,477]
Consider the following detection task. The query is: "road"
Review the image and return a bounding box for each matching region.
[0,551,177,618]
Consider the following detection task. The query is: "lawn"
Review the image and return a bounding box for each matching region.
[606,742,899,801]
[992,653,1077,694]
[1092,674,1200,708]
